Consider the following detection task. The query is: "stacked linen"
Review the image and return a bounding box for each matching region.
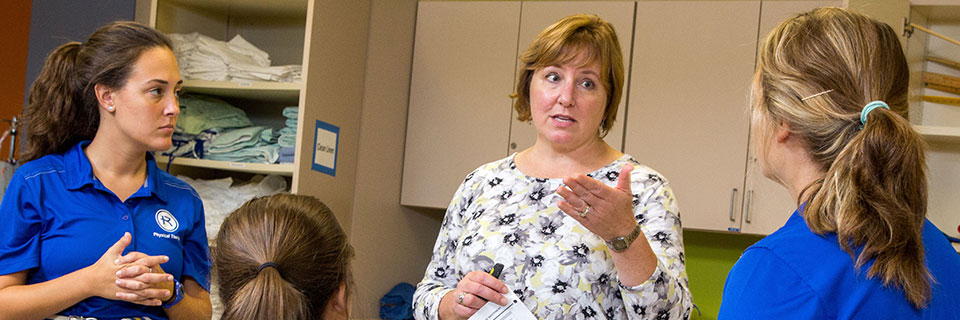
[163,93,282,164]
[177,94,253,135]
[205,126,280,164]
[165,94,253,159]
[168,32,301,83]
[278,106,298,163]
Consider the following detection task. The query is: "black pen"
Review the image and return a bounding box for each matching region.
[489,263,504,279]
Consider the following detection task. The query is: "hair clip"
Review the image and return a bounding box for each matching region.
[800,89,834,101]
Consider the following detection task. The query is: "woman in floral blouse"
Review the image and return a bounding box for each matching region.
[413,14,692,320]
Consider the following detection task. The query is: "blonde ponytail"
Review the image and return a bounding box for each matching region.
[755,7,931,308]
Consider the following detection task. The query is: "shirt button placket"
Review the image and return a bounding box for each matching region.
[120,202,135,250]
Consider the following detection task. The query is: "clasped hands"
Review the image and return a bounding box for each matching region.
[89,232,176,306]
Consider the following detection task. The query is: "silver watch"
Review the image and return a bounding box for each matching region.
[605,224,641,253]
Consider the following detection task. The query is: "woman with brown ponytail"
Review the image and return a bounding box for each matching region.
[719,7,960,319]
[213,194,353,320]
[0,21,212,319]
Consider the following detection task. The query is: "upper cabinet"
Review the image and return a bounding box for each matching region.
[401,1,521,208]
[625,0,760,233]
[401,1,634,208]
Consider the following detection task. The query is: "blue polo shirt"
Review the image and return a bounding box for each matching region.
[720,205,960,319]
[0,141,210,319]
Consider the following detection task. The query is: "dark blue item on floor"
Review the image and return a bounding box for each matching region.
[380,282,415,320]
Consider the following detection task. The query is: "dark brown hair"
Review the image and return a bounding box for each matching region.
[512,14,624,138]
[754,7,930,308]
[22,21,172,162]
[213,194,353,320]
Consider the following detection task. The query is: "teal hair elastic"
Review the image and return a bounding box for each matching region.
[860,101,889,129]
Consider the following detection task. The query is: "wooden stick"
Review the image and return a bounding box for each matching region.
[922,95,960,107]
[927,56,960,73]
[923,72,960,94]
[911,23,960,48]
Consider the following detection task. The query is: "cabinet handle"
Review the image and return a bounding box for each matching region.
[745,190,753,223]
[729,188,738,222]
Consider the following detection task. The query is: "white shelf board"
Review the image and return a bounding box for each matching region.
[915,125,960,143]
[182,79,301,103]
[163,0,307,17]
[156,157,295,176]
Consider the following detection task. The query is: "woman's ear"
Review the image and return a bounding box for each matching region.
[324,282,349,319]
[775,121,791,143]
[94,83,116,112]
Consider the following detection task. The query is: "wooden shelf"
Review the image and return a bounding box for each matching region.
[155,156,295,176]
[915,125,960,144]
[182,80,301,103]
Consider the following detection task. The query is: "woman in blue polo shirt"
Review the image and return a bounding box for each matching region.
[0,21,212,319]
[719,8,960,319]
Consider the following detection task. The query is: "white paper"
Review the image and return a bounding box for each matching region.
[468,292,536,320]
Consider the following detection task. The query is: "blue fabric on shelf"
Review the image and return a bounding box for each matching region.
[285,118,297,128]
[277,147,295,163]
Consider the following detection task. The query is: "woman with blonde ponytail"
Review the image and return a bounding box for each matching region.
[720,7,960,319]
[213,194,353,320]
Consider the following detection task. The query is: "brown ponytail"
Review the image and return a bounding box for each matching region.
[213,194,353,319]
[22,21,172,162]
[754,7,931,308]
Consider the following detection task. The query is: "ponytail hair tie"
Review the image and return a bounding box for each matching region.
[258,262,280,273]
[860,101,889,129]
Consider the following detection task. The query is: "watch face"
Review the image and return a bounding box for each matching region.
[612,239,628,251]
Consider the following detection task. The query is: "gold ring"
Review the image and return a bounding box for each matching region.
[579,206,590,218]
[457,291,465,304]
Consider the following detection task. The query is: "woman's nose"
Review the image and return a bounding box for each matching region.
[558,81,575,107]
[165,96,180,117]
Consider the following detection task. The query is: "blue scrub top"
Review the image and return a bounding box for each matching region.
[0,141,211,320]
[720,205,960,319]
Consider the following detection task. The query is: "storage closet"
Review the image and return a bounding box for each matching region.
[136,0,371,234]
[901,0,960,248]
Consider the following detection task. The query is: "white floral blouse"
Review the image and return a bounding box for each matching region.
[413,154,693,320]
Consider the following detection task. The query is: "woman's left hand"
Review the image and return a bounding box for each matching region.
[557,164,638,240]
[113,252,176,303]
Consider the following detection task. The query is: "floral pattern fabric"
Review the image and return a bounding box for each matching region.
[413,154,692,320]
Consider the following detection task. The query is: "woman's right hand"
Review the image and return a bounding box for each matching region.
[440,271,509,320]
[84,233,166,306]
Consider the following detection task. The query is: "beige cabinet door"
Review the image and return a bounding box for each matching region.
[508,1,636,153]
[625,1,760,231]
[740,0,843,235]
[401,2,521,208]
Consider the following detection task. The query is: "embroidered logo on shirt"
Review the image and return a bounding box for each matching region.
[155,209,179,232]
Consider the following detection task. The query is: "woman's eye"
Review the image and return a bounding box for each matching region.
[174,89,183,98]
[546,73,560,82]
[580,79,595,89]
[149,88,163,96]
